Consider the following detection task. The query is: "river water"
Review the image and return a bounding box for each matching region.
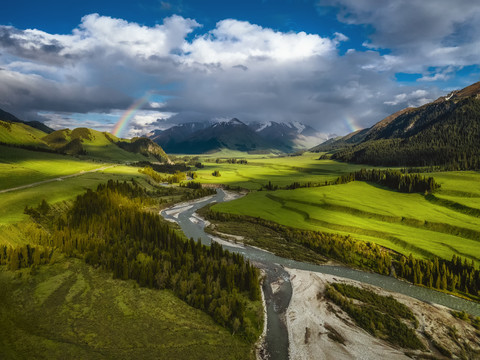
[161,189,480,360]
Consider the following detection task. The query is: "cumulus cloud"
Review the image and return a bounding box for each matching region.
[384,89,432,107]
[318,0,480,73]
[0,11,463,136]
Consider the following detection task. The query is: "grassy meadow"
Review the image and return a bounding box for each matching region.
[0,145,106,190]
[201,154,480,264]
[0,257,254,360]
[193,152,370,189]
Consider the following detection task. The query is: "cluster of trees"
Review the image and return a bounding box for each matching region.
[178,182,216,200]
[186,171,198,179]
[397,254,480,296]
[325,283,424,350]
[139,166,187,184]
[133,161,190,174]
[333,97,480,170]
[0,244,52,271]
[205,209,480,299]
[259,181,278,191]
[225,158,248,164]
[334,169,440,193]
[27,180,261,339]
[212,170,221,177]
[206,158,248,164]
[259,181,319,191]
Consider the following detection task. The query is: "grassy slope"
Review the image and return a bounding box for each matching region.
[432,172,480,210]
[212,169,480,263]
[0,121,48,147]
[0,165,145,228]
[43,128,153,163]
[194,153,370,190]
[0,258,252,360]
[79,129,153,162]
[0,145,104,190]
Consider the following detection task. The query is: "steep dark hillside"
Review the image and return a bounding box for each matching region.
[316,81,480,169]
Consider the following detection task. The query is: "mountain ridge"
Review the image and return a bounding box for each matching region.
[313,81,480,169]
[149,118,329,154]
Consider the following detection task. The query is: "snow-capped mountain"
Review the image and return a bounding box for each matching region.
[148,119,329,154]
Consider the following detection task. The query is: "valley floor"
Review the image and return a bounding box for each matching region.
[285,268,480,360]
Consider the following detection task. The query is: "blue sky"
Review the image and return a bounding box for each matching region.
[1,0,480,136]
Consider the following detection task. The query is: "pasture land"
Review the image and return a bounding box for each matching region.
[0,145,105,190]
[212,170,480,264]
[0,165,147,228]
[193,152,371,189]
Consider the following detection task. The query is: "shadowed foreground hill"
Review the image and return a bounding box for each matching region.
[0,258,253,360]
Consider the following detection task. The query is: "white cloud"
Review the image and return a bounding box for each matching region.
[182,19,336,67]
[0,12,456,135]
[318,0,480,76]
[384,89,431,107]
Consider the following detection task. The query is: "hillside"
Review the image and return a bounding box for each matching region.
[0,120,49,148]
[0,108,54,134]
[41,127,169,162]
[313,81,480,169]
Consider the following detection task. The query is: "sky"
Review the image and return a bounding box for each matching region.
[1,0,480,137]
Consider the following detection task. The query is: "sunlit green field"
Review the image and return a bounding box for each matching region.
[212,170,480,263]
[194,152,372,189]
[0,145,106,190]
[0,165,148,228]
[0,257,254,360]
[0,121,48,147]
[431,172,480,210]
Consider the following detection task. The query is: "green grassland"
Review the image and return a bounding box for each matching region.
[211,169,480,263]
[0,257,253,360]
[0,145,105,190]
[0,165,149,229]
[0,121,48,147]
[193,152,370,189]
[430,172,480,210]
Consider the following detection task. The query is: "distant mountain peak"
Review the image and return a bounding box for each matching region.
[228,118,244,125]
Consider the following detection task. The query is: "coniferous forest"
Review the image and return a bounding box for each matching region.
[0,180,262,340]
[330,97,480,169]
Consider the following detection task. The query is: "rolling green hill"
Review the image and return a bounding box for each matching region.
[0,120,49,148]
[42,127,169,162]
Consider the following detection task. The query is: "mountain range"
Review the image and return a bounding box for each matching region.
[148,118,329,154]
[312,81,480,170]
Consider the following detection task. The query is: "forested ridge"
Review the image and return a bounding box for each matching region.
[320,93,480,169]
[1,180,262,340]
[204,209,480,301]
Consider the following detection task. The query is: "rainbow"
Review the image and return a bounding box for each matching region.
[111,94,150,137]
[344,115,363,133]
